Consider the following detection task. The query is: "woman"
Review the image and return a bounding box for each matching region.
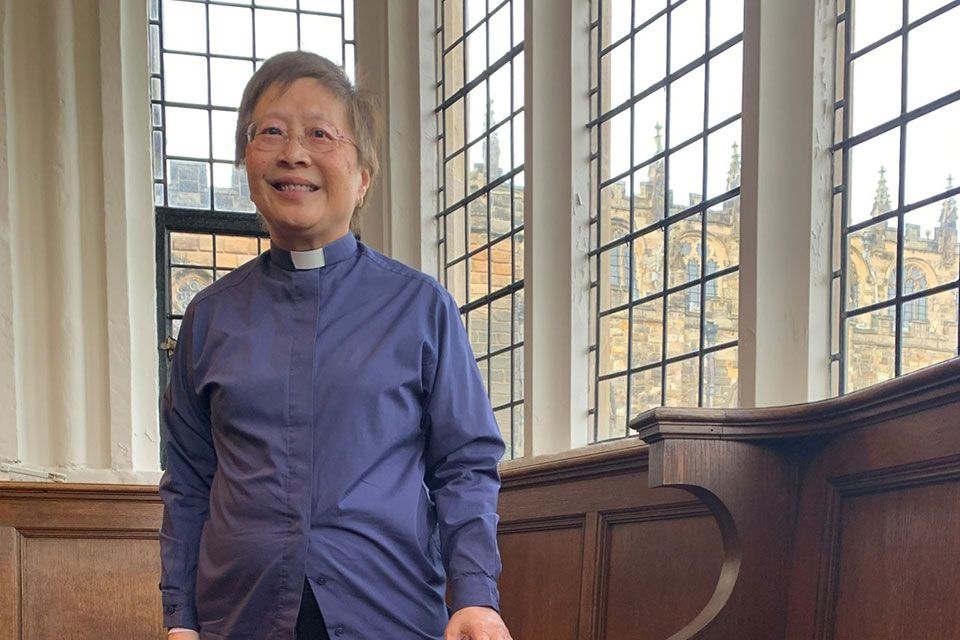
[159,51,512,640]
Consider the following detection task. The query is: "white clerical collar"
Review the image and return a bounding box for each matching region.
[289,246,326,270]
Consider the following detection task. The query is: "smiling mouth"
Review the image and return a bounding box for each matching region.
[272,182,319,192]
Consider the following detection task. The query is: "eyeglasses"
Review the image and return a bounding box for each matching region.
[246,121,357,154]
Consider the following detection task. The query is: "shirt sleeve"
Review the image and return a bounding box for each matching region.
[422,291,506,613]
[158,304,217,631]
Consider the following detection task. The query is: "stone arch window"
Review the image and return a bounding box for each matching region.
[848,269,860,309]
[686,258,701,312]
[609,243,625,288]
[705,258,719,298]
[902,266,928,327]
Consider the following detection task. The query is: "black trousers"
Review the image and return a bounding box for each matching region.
[294,578,330,640]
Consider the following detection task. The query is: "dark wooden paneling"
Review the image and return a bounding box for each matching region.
[599,509,722,640]
[0,527,20,640]
[498,445,724,639]
[0,484,164,640]
[635,357,960,640]
[498,521,585,640]
[21,537,165,639]
[831,480,960,640]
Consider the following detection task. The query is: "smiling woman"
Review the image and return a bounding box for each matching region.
[242,75,371,249]
[233,52,382,248]
[158,51,513,640]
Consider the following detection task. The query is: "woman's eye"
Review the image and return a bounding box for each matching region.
[260,126,284,136]
[308,127,331,139]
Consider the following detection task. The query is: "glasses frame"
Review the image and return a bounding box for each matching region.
[246,121,358,154]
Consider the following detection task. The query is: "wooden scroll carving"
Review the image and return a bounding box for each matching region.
[634,358,960,640]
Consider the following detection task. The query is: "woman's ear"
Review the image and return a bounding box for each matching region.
[356,169,371,208]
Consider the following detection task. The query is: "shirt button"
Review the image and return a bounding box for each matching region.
[335,625,345,636]
[317,575,327,586]
[164,605,176,614]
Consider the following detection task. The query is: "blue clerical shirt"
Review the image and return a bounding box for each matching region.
[158,232,504,639]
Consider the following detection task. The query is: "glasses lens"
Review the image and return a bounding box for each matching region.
[302,125,338,153]
[249,123,284,150]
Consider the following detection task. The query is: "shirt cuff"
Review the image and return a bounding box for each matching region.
[162,599,199,631]
[168,628,197,636]
[448,573,500,613]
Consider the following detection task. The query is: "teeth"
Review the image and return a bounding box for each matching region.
[276,184,316,192]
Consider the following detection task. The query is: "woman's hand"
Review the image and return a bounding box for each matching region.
[444,606,513,640]
[168,630,200,640]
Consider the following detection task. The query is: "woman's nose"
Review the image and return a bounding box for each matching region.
[277,132,311,165]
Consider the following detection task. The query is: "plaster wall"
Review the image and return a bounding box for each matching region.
[740,0,834,407]
[0,0,158,483]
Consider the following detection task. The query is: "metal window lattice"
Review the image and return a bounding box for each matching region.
[830,0,960,396]
[588,0,743,443]
[435,0,525,460]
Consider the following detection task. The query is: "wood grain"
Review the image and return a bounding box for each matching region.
[0,484,164,640]
[498,524,584,640]
[637,357,960,640]
[0,527,21,640]
[598,510,722,639]
[21,536,165,639]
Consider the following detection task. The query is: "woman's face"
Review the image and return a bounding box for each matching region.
[245,78,370,250]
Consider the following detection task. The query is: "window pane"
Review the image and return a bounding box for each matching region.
[163,54,208,105]
[901,288,958,375]
[210,58,254,108]
[850,37,901,136]
[163,0,207,53]
[255,9,298,59]
[707,42,742,128]
[167,160,211,209]
[851,0,901,51]
[907,6,960,109]
[904,102,960,207]
[702,346,738,408]
[300,14,344,64]
[213,163,255,213]
[165,107,210,158]
[848,129,900,226]
[209,5,253,57]
[665,357,698,407]
[170,267,213,314]
[845,307,896,392]
[670,0,706,72]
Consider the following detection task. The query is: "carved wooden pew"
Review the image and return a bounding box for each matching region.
[634,358,960,639]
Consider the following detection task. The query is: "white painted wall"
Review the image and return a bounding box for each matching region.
[739,0,835,408]
[0,0,159,483]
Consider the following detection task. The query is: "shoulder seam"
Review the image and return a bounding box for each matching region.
[358,247,448,299]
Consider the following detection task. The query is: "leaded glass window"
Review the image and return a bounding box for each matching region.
[434,0,525,459]
[831,0,960,393]
[587,0,743,442]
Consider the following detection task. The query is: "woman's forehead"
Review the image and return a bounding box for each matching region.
[253,78,348,123]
